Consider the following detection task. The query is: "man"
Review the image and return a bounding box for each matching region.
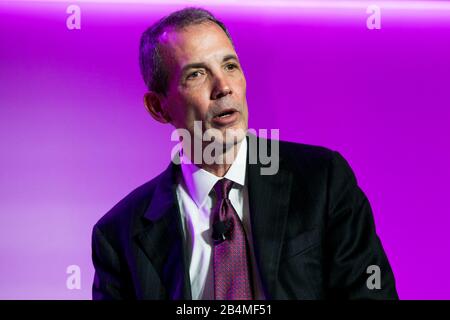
[91,7,398,300]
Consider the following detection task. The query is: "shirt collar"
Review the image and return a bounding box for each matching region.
[180,137,247,208]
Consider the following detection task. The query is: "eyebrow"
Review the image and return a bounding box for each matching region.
[181,54,239,76]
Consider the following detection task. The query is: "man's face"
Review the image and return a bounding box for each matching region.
[157,21,248,147]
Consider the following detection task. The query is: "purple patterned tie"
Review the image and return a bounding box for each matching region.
[212,178,254,300]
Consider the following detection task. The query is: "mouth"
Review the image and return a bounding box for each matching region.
[213,108,237,118]
[212,108,239,126]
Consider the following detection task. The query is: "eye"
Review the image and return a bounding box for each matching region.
[187,70,203,80]
[225,63,238,71]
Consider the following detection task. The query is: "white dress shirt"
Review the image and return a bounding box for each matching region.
[175,138,265,300]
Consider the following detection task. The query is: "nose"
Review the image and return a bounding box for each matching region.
[211,73,232,100]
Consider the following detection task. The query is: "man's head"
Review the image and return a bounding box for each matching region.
[139,7,248,151]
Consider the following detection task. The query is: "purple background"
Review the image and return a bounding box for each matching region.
[1,1,450,299]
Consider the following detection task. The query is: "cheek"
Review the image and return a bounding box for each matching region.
[169,92,209,128]
[236,76,247,105]
[241,76,247,94]
[233,75,247,98]
[183,90,210,118]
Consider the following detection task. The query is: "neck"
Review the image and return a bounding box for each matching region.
[182,139,243,177]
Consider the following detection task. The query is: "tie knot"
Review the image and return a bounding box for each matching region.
[213,178,234,201]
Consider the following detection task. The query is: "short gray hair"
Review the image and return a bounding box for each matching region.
[139,7,234,96]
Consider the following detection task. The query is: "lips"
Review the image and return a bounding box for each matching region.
[213,108,237,118]
[212,108,239,126]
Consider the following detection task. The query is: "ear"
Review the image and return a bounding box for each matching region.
[143,91,172,124]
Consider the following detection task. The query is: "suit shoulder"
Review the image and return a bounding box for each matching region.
[278,139,335,168]
[276,139,356,184]
[93,169,166,233]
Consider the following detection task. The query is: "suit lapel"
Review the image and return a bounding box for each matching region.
[134,162,192,299]
[133,135,291,300]
[247,135,293,299]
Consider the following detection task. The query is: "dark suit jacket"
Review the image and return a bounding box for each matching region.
[91,136,398,300]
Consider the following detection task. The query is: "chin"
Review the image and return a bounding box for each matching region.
[221,125,247,146]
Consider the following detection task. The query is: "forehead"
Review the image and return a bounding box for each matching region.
[158,21,236,70]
